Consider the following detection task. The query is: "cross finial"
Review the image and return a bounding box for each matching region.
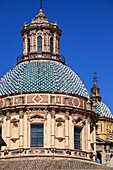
[40,0,42,9]
[93,72,98,84]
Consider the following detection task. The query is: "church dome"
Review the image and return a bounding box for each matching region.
[0,60,89,98]
[96,101,113,119]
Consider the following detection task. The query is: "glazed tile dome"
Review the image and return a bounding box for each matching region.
[96,101,113,119]
[0,60,89,98]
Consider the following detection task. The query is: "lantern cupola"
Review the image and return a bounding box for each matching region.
[19,8,63,64]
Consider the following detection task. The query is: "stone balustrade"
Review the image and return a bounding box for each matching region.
[0,148,96,161]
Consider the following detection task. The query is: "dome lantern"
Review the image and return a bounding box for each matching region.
[19,3,63,64]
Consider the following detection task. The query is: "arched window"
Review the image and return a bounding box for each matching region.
[50,37,53,53]
[37,36,42,52]
[27,38,30,53]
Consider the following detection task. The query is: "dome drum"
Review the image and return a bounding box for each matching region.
[0,98,97,161]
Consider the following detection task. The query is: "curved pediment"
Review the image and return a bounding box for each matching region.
[56,117,65,122]
[30,114,44,120]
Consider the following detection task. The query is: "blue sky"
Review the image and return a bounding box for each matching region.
[0,0,113,113]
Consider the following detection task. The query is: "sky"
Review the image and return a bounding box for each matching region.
[0,0,113,113]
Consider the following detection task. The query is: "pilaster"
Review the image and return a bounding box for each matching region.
[51,109,55,147]
[19,109,24,148]
[65,111,69,148]
[6,112,10,149]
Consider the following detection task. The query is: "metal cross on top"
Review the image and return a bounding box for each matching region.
[40,0,42,9]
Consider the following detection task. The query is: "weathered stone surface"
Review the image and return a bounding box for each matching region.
[0,157,112,170]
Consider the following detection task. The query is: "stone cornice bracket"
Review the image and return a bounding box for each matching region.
[6,112,10,121]
[82,120,86,126]
[0,115,4,124]
[65,111,69,120]
[44,112,48,120]
[19,109,24,119]
[76,117,82,123]
[51,109,56,119]
[72,115,75,123]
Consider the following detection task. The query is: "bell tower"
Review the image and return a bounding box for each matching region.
[90,73,101,102]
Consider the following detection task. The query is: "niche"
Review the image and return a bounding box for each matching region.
[11,122,19,138]
[56,122,64,138]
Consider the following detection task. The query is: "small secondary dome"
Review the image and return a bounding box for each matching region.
[0,61,89,98]
[96,101,113,119]
[90,73,113,119]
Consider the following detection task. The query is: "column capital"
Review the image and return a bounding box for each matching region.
[19,109,24,119]
[6,112,10,121]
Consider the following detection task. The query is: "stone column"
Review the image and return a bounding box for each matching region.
[94,126,96,152]
[65,111,69,148]
[87,119,91,151]
[42,33,44,52]
[54,33,56,54]
[85,118,88,151]
[6,112,10,149]
[34,34,36,52]
[47,34,50,52]
[44,33,46,51]
[82,126,85,151]
[44,111,48,147]
[19,110,24,148]
[51,110,55,147]
[57,37,59,54]
[31,34,33,53]
[23,34,27,55]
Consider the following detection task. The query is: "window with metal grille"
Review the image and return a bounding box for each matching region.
[37,36,42,52]
[50,37,53,53]
[27,38,30,53]
[74,127,82,150]
[31,124,43,147]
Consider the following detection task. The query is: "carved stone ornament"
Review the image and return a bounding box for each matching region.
[6,112,10,121]
[82,120,86,126]
[10,118,19,123]
[75,117,82,123]
[11,138,19,143]
[0,116,4,124]
[19,110,24,119]
[56,117,65,122]
[51,111,56,119]
[44,113,48,120]
[30,113,44,120]
[56,137,64,142]
[65,111,69,120]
